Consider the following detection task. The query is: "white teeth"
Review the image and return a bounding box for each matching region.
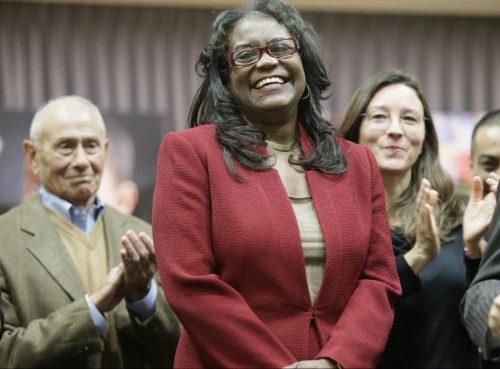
[255,77,285,89]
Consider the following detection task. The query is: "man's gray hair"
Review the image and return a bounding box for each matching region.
[30,95,106,145]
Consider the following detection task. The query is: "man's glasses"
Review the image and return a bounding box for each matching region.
[228,37,299,67]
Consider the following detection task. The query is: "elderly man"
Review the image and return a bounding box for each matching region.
[0,96,180,368]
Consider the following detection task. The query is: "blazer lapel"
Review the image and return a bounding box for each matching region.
[22,196,86,300]
[305,169,344,305]
[102,208,128,269]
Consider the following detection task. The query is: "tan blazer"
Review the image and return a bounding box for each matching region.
[0,195,180,368]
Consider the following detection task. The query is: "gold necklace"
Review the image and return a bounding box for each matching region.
[265,140,297,152]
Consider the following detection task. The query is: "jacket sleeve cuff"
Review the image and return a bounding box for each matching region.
[85,293,108,335]
[126,279,158,321]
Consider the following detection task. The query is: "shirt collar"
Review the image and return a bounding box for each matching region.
[39,186,106,224]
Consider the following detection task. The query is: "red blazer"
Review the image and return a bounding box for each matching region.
[153,124,401,368]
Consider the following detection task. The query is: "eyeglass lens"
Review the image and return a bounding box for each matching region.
[363,111,425,130]
[230,38,297,66]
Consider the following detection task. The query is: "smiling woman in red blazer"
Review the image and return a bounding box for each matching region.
[152,1,401,368]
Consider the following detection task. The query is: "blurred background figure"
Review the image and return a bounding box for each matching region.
[461,109,500,367]
[462,110,500,289]
[470,110,500,196]
[97,120,139,215]
[461,184,500,365]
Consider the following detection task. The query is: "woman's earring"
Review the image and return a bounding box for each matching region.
[301,84,310,100]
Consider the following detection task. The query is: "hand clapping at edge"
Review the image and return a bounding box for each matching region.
[463,173,499,258]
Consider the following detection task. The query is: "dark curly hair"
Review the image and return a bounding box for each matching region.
[188,0,346,179]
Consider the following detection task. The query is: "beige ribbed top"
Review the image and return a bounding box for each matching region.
[290,196,326,306]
